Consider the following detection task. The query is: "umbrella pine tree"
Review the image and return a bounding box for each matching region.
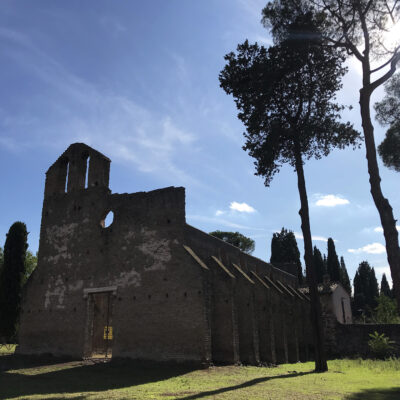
[220,11,360,371]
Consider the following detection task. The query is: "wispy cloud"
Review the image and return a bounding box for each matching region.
[229,201,256,213]
[314,194,350,207]
[254,35,272,46]
[0,28,199,185]
[0,136,21,152]
[348,242,386,254]
[374,226,400,233]
[169,53,189,85]
[294,232,328,242]
[187,214,265,231]
[237,0,265,20]
[215,210,225,216]
[99,16,127,36]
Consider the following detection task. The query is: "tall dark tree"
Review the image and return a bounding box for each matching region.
[370,267,380,309]
[209,231,255,254]
[264,0,400,313]
[0,222,28,340]
[270,228,303,283]
[220,9,360,372]
[380,273,392,298]
[375,73,400,172]
[323,254,327,273]
[327,238,341,282]
[353,261,379,317]
[377,123,400,172]
[339,256,351,295]
[313,246,325,284]
[375,73,400,127]
[0,246,3,276]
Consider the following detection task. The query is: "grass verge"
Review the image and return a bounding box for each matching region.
[0,357,399,400]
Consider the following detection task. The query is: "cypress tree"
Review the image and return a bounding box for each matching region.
[339,256,351,295]
[313,246,325,284]
[0,246,3,276]
[270,228,303,283]
[0,222,28,340]
[327,238,341,282]
[353,261,380,317]
[353,261,369,316]
[369,267,380,310]
[380,273,392,298]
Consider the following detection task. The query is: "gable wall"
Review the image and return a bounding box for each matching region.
[18,145,208,362]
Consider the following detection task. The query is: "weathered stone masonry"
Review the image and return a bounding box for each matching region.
[18,143,311,364]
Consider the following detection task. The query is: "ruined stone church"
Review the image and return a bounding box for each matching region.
[18,143,312,364]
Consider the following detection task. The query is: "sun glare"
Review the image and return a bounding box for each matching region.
[382,20,400,49]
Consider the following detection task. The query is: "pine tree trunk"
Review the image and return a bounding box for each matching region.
[294,145,328,372]
[359,87,400,313]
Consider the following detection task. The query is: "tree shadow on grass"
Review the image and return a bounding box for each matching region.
[176,371,314,400]
[0,357,198,399]
[344,387,400,400]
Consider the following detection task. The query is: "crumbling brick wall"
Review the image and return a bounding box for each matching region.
[18,144,209,362]
[18,143,311,365]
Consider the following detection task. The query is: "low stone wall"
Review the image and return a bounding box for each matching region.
[333,323,400,357]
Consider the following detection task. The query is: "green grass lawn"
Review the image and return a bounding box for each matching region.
[0,356,399,400]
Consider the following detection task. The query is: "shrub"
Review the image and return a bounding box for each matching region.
[368,331,395,359]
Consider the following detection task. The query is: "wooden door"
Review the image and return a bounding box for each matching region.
[91,292,113,358]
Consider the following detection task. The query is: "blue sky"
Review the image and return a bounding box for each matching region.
[0,0,398,287]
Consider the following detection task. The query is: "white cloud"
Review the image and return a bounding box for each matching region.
[187,214,265,231]
[229,201,256,213]
[294,232,328,242]
[315,194,350,207]
[374,226,400,233]
[312,235,329,242]
[215,210,225,216]
[348,242,386,254]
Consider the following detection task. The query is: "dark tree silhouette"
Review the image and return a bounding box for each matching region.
[209,231,255,254]
[353,261,379,317]
[263,0,400,313]
[0,246,3,276]
[380,273,392,298]
[375,73,400,171]
[377,124,400,172]
[370,267,380,309]
[375,73,400,127]
[313,246,325,284]
[0,222,28,341]
[270,228,303,283]
[220,10,360,372]
[327,238,341,282]
[340,256,352,295]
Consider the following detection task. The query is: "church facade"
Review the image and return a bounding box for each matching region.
[17,143,311,364]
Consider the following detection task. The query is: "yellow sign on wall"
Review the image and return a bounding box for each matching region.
[103,326,113,340]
